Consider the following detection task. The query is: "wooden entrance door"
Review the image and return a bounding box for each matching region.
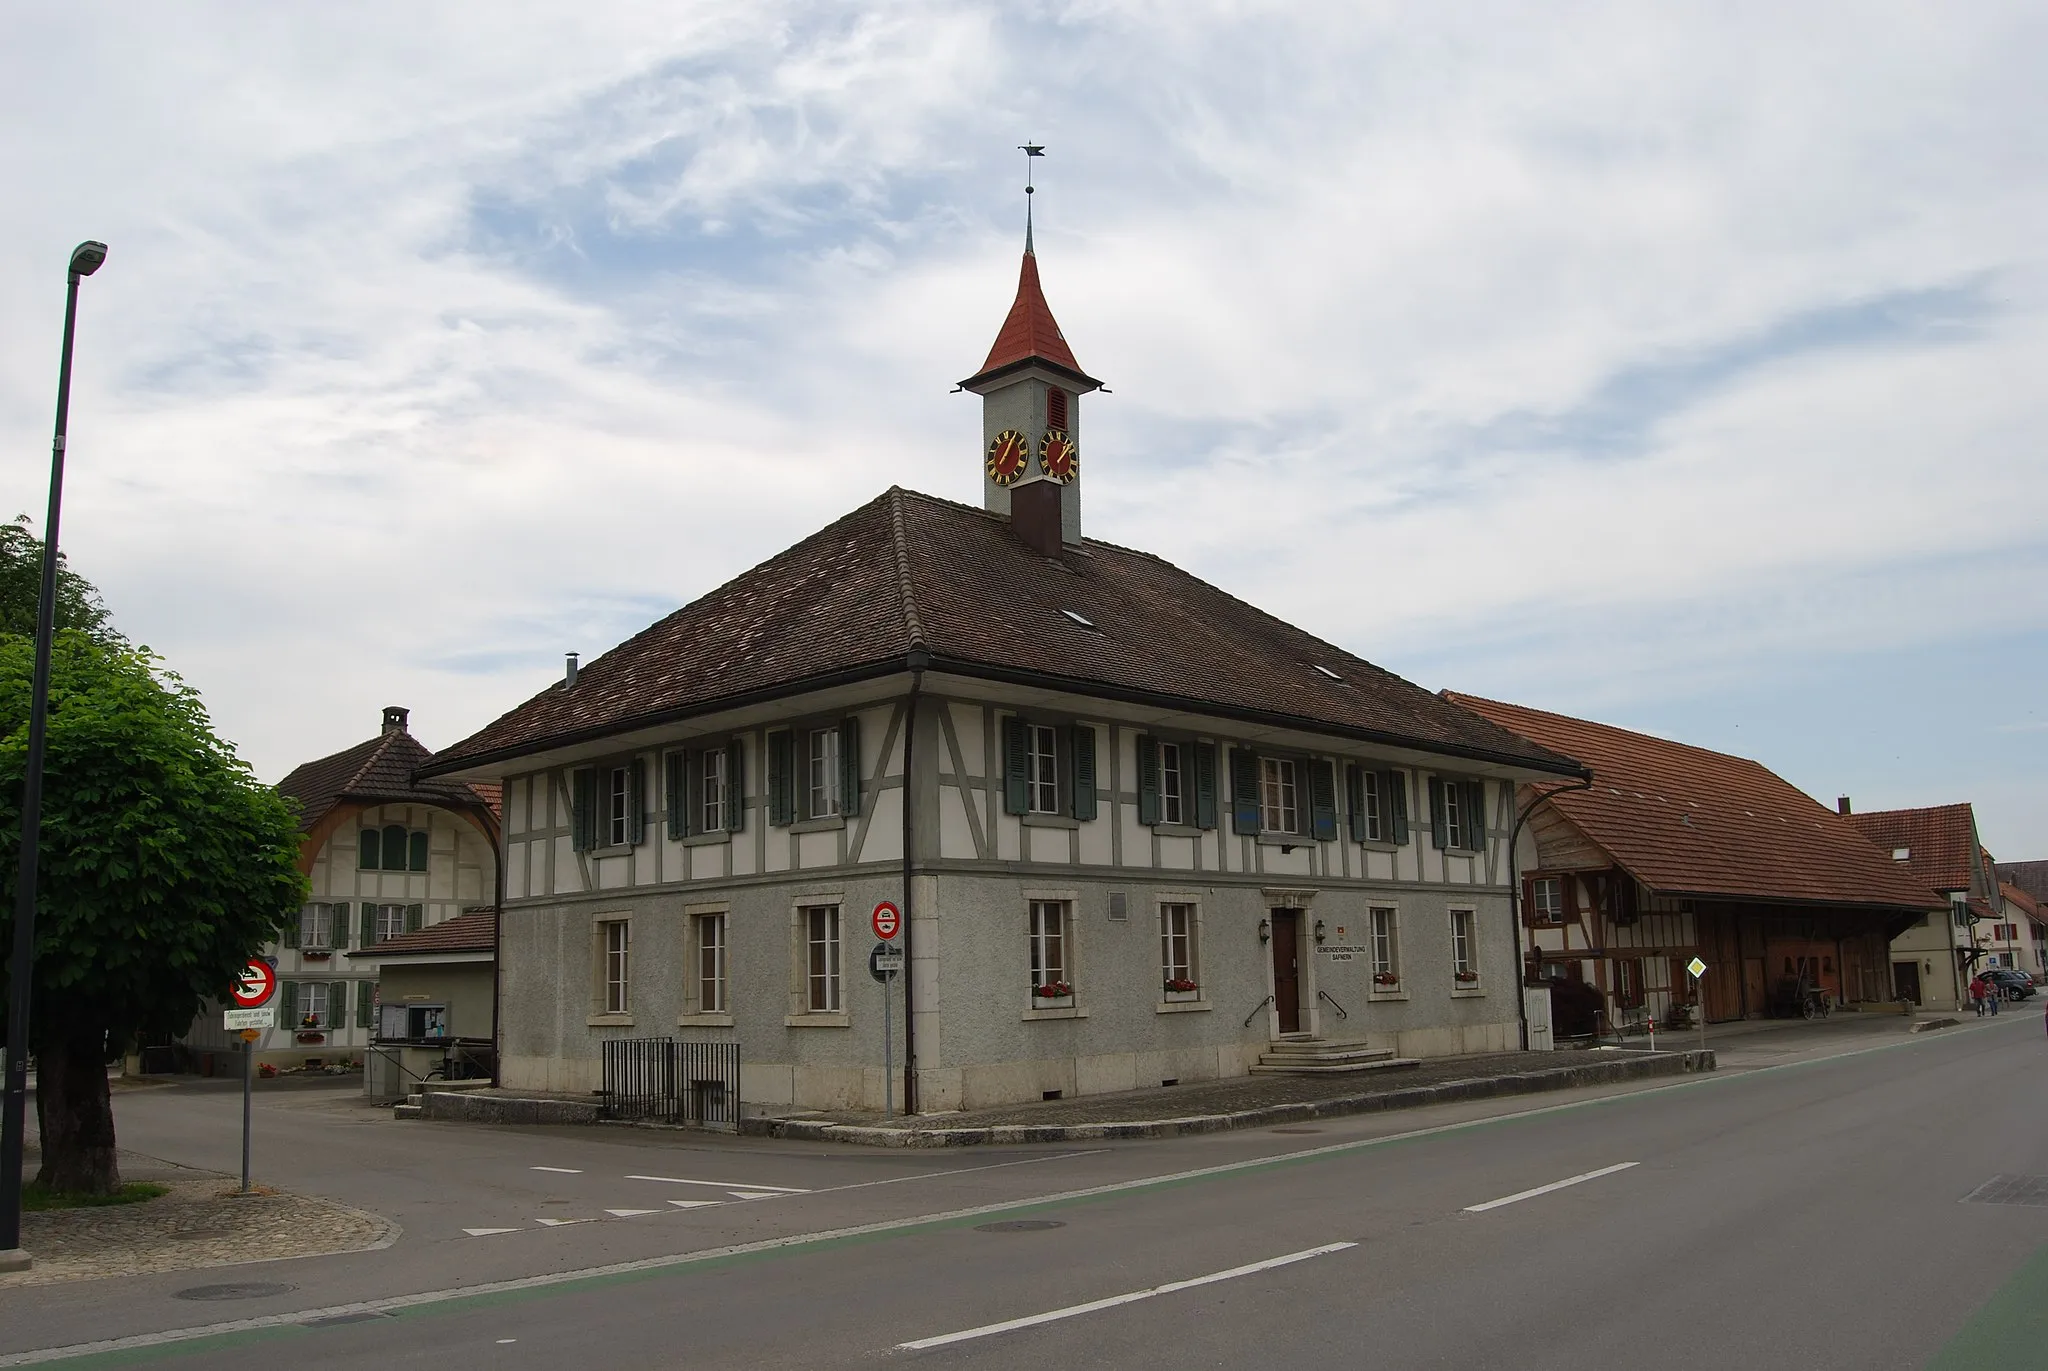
[1893,960,1921,1005]
[1272,911,1302,1034]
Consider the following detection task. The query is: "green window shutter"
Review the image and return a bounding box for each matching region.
[283,910,301,950]
[571,768,596,851]
[359,903,376,948]
[625,759,646,845]
[332,903,350,951]
[726,738,746,832]
[382,824,408,872]
[409,830,429,872]
[665,751,689,841]
[1229,748,1261,834]
[1002,717,1029,815]
[767,732,794,826]
[839,717,862,819]
[1463,781,1488,851]
[358,983,375,1029]
[1070,725,1098,822]
[1193,742,1218,830]
[1428,777,1449,850]
[1310,760,1338,841]
[406,903,424,933]
[1135,735,1159,826]
[279,981,297,1026]
[1345,765,1367,843]
[1385,770,1410,845]
[330,982,348,1029]
[357,829,379,870]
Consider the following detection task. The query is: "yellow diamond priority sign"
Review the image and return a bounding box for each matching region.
[1687,957,1708,979]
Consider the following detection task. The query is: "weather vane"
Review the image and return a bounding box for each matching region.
[1020,143,1044,250]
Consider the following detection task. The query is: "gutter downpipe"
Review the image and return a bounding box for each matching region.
[901,651,927,1115]
[488,814,505,1087]
[1507,775,1594,1050]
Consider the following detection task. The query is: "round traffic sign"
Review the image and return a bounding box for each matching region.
[869,941,905,983]
[872,900,902,941]
[230,959,277,1009]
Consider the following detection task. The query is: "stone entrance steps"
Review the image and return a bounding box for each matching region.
[1251,1036,1422,1075]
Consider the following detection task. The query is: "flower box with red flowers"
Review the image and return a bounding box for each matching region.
[1033,981,1074,1000]
[1163,978,1199,994]
[1453,971,1480,984]
[1372,972,1401,987]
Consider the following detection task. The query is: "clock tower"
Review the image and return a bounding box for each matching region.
[961,238,1101,557]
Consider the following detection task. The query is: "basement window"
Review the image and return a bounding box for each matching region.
[1059,609,1096,628]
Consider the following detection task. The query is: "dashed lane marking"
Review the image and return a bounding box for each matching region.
[605,1209,660,1218]
[462,1228,520,1238]
[668,1200,721,1210]
[533,1218,590,1228]
[625,1174,809,1193]
[530,1167,583,1174]
[1462,1161,1639,1213]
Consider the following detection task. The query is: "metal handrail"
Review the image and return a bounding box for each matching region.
[1242,994,1275,1028]
[1318,989,1350,1020]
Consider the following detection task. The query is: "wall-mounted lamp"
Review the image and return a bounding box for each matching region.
[1313,919,1327,944]
[1257,917,1271,944]
[1924,961,1933,975]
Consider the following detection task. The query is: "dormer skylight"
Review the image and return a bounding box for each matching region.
[1893,847,1911,861]
[1059,609,1095,628]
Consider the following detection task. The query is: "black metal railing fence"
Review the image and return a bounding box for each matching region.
[599,1038,740,1132]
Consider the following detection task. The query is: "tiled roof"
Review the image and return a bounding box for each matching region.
[1843,804,1980,893]
[277,727,498,832]
[2000,882,2042,922]
[963,249,1097,387]
[349,908,495,958]
[427,488,1581,777]
[1997,860,2048,904]
[1448,694,1945,912]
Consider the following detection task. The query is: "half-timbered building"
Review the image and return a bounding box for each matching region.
[419,238,1586,1113]
[1449,695,1942,1031]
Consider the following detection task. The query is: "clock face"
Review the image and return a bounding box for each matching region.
[1039,428,1078,483]
[986,429,1030,486]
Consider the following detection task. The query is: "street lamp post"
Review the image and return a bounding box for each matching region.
[1,240,108,1265]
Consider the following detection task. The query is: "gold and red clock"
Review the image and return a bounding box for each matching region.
[985,429,1030,486]
[1038,429,1078,483]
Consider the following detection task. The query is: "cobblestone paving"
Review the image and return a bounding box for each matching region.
[786,1049,1603,1131]
[3,1157,393,1288]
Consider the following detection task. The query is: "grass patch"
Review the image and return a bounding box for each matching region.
[23,1181,169,1211]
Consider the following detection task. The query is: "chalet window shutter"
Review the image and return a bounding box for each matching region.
[1345,764,1367,843]
[332,904,350,951]
[409,830,429,872]
[1002,717,1030,815]
[1229,747,1261,835]
[283,911,301,950]
[625,759,646,845]
[1193,742,1218,829]
[1428,776,1449,849]
[357,983,375,1029]
[1310,760,1338,841]
[839,717,862,818]
[329,982,348,1028]
[1385,770,1410,844]
[725,738,746,832]
[1135,734,1160,826]
[1070,725,1098,822]
[1463,781,1488,851]
[279,981,297,1025]
[357,830,379,870]
[359,903,376,948]
[767,731,795,826]
[406,903,424,933]
[571,768,596,851]
[665,751,689,841]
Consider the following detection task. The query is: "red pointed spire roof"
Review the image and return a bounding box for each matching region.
[961,248,1100,390]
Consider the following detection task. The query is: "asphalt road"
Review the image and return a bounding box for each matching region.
[6,1014,2045,1369]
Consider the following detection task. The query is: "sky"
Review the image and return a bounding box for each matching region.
[1,2,2043,854]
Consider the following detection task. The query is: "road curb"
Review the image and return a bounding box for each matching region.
[744,1050,1716,1148]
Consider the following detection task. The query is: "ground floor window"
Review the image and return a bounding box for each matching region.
[1160,903,1197,992]
[804,905,841,1011]
[695,912,728,1013]
[1450,909,1477,982]
[599,919,630,1014]
[293,981,330,1029]
[1029,900,1071,998]
[1370,907,1400,987]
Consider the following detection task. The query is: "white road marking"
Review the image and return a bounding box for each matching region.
[529,1167,582,1175]
[625,1174,808,1193]
[1462,1161,1639,1213]
[667,1200,722,1210]
[605,1209,660,1218]
[727,1191,781,1201]
[533,1218,590,1227]
[462,1228,520,1238]
[812,1149,1109,1195]
[898,1243,1357,1351]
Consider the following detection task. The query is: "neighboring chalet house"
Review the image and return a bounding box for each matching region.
[417,236,1586,1114]
[1447,697,1942,1029]
[187,707,501,1069]
[1990,879,2041,976]
[1844,802,1999,1013]
[351,908,497,1097]
[1996,859,2048,976]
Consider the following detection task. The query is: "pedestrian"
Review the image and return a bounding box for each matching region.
[1990,975,2002,1015]
[1969,974,1989,1017]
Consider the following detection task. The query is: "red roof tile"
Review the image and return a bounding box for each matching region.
[2000,882,2041,921]
[427,489,1579,778]
[963,250,1096,387]
[1448,694,1944,912]
[349,908,495,958]
[1843,804,1980,894]
[277,726,498,832]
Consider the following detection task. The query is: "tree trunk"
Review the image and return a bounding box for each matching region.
[32,1026,121,1195]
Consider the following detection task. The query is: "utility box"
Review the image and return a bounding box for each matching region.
[1523,985,1555,1051]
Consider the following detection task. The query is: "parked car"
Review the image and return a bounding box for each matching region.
[1980,968,2037,1000]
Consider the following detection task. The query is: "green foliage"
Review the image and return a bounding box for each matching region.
[0,516,116,644]
[23,1180,168,1210]
[0,633,307,1055]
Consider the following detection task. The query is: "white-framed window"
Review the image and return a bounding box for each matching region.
[1160,902,1197,991]
[701,749,729,834]
[807,728,842,819]
[297,981,330,1029]
[695,912,728,1014]
[1159,742,1185,826]
[1260,757,1300,833]
[1451,908,1477,981]
[804,905,841,1011]
[1029,900,1070,996]
[604,765,632,847]
[297,903,335,949]
[600,919,630,1014]
[1370,907,1400,986]
[1531,877,1563,923]
[1442,781,1468,850]
[375,903,408,942]
[1358,768,1383,841]
[1027,724,1060,814]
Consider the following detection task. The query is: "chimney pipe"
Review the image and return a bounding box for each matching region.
[563,652,579,689]
[382,706,409,736]
[1010,481,1064,558]
[1837,795,1852,815]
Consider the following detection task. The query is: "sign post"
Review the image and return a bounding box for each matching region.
[226,959,278,1194]
[870,902,903,1116]
[1687,957,1709,1057]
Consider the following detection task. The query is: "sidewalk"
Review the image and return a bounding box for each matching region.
[742,1047,1716,1147]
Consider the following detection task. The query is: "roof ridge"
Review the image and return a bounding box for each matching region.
[1443,691,1782,774]
[887,486,927,649]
